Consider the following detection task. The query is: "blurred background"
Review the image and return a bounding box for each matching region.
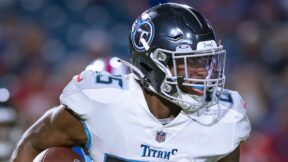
[0,0,287,161]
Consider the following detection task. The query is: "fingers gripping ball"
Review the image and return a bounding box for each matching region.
[33,147,84,162]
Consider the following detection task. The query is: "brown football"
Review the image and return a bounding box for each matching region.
[33,147,84,162]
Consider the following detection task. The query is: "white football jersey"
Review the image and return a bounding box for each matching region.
[60,70,251,162]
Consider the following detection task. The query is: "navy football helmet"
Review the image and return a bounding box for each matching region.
[126,3,226,111]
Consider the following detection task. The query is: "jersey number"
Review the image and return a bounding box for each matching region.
[105,154,143,162]
[96,74,123,88]
[219,91,233,104]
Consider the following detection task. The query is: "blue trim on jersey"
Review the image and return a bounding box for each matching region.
[104,153,147,162]
[83,150,93,162]
[72,147,85,160]
[72,146,93,162]
[82,121,92,149]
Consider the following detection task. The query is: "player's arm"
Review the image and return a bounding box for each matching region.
[11,105,87,162]
[218,146,240,162]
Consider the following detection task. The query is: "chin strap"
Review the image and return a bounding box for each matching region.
[117,58,144,79]
[117,58,157,93]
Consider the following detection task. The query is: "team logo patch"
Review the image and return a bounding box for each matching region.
[131,13,154,52]
[155,131,166,143]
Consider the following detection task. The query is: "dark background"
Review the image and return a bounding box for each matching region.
[0,0,287,161]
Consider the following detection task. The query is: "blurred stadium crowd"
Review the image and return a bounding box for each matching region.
[0,0,287,161]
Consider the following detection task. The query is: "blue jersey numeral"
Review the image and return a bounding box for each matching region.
[96,74,123,88]
[104,154,145,162]
[219,91,233,104]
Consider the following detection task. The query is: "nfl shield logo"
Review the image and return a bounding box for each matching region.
[156,131,166,143]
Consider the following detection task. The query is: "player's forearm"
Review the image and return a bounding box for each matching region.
[10,134,42,162]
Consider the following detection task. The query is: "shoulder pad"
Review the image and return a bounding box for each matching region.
[219,89,251,144]
[218,89,247,116]
[59,70,129,118]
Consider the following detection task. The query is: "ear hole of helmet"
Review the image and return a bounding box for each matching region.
[140,62,153,73]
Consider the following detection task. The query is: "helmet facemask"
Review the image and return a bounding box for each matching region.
[150,42,226,112]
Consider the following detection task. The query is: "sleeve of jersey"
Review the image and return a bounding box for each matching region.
[233,91,252,145]
[59,71,94,119]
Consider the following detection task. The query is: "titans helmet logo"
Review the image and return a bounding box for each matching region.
[131,13,154,52]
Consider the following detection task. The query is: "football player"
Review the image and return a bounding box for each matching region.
[11,3,251,162]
